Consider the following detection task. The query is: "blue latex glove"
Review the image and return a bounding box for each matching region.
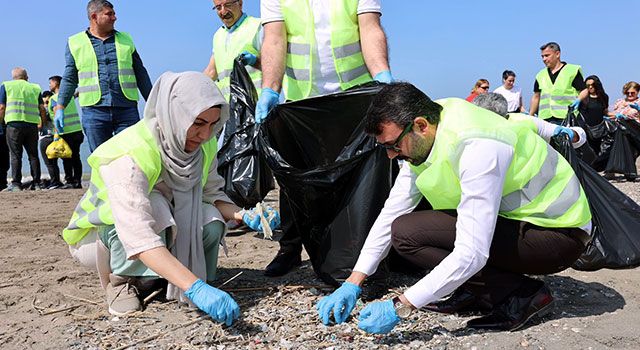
[54,109,65,134]
[261,206,281,231]
[255,88,280,124]
[239,50,257,66]
[357,299,401,334]
[373,70,393,84]
[615,113,628,120]
[629,103,640,111]
[185,279,240,326]
[242,209,262,231]
[242,207,281,232]
[569,99,581,109]
[316,281,362,325]
[553,125,575,141]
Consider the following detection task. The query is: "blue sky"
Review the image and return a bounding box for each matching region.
[0,0,636,110]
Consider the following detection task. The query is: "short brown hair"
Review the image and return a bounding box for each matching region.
[622,81,640,95]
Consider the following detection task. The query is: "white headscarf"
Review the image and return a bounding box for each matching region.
[143,71,229,302]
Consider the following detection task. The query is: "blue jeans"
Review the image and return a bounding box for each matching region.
[81,106,141,152]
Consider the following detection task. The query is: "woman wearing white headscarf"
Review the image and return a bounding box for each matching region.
[63,72,274,325]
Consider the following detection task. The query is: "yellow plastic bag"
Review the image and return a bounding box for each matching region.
[46,135,72,159]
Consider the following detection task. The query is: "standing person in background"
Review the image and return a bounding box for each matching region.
[39,91,64,190]
[465,79,489,102]
[609,81,640,122]
[55,0,152,152]
[579,75,610,156]
[0,67,46,192]
[48,75,84,189]
[494,70,524,113]
[203,0,263,102]
[529,42,587,124]
[256,0,393,277]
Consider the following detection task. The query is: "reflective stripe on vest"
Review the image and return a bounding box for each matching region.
[62,121,218,245]
[410,98,591,229]
[536,64,581,120]
[49,94,82,134]
[213,16,263,102]
[2,80,41,124]
[280,0,372,101]
[68,31,139,106]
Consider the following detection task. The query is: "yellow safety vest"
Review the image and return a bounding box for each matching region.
[536,64,581,120]
[280,0,372,101]
[410,98,591,229]
[213,15,262,101]
[68,31,139,107]
[2,80,41,124]
[62,121,218,245]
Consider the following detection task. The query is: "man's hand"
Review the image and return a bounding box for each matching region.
[316,281,362,325]
[255,88,279,124]
[239,51,258,66]
[373,70,393,83]
[553,125,576,142]
[357,299,400,334]
[54,109,65,134]
[184,279,240,326]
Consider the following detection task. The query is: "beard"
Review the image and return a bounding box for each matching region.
[404,133,432,165]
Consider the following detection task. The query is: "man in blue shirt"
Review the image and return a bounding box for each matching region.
[55,0,152,152]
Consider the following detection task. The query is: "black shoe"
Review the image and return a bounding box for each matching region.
[73,181,82,189]
[264,248,302,277]
[46,182,64,190]
[61,183,75,189]
[603,172,616,180]
[466,282,554,332]
[423,288,492,314]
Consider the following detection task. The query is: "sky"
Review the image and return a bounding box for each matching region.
[0,0,636,110]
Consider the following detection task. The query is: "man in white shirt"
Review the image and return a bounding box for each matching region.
[256,0,393,277]
[316,82,592,334]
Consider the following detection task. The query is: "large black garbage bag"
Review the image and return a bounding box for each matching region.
[562,109,596,165]
[589,120,617,172]
[259,83,393,285]
[217,58,275,208]
[551,135,640,270]
[604,122,638,176]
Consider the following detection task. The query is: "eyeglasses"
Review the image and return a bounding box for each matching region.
[378,122,413,153]
[626,90,638,95]
[479,86,489,90]
[213,0,240,11]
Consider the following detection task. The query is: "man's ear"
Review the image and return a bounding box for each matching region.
[413,116,431,135]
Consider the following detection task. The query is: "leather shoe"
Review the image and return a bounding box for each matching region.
[466,282,554,332]
[264,248,302,277]
[423,288,491,314]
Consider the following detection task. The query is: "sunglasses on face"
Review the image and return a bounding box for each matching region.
[479,86,489,90]
[377,122,414,153]
[627,91,638,95]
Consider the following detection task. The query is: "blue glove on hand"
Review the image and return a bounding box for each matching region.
[185,279,240,326]
[569,99,581,109]
[615,113,628,120]
[357,299,401,334]
[553,125,575,141]
[54,109,65,134]
[239,50,257,66]
[373,70,393,84]
[242,206,281,232]
[255,88,280,124]
[629,103,640,111]
[316,281,362,325]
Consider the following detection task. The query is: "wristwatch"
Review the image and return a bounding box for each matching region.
[392,296,413,318]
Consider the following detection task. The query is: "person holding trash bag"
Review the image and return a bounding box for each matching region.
[204,0,263,102]
[608,81,640,122]
[530,42,588,124]
[62,72,278,321]
[257,0,393,277]
[317,83,592,333]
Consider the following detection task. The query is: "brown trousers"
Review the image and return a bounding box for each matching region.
[391,210,587,305]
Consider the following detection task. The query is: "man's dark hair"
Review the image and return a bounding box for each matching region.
[42,90,53,98]
[365,82,442,135]
[540,42,561,52]
[48,75,62,85]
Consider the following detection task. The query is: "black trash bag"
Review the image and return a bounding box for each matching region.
[619,118,640,151]
[217,58,275,208]
[562,109,596,165]
[589,120,617,172]
[551,135,640,270]
[258,83,393,285]
[604,122,638,177]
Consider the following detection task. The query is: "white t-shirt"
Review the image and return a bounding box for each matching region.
[261,0,382,97]
[493,85,522,112]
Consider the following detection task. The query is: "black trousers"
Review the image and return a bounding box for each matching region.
[0,128,9,188]
[6,124,40,185]
[39,136,61,184]
[391,210,587,306]
[60,131,84,184]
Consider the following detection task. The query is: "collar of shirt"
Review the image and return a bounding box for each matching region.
[85,28,116,41]
[226,12,247,33]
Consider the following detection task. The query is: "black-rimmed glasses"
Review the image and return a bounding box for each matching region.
[377,122,413,153]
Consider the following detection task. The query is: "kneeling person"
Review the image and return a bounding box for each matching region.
[62,72,270,324]
[317,83,592,333]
